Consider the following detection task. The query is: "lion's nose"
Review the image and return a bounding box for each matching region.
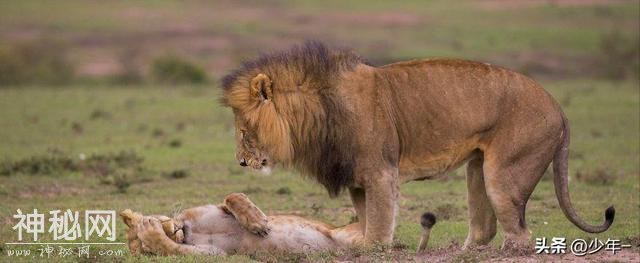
[239,159,247,167]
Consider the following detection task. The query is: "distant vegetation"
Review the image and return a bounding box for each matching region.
[0,39,210,87]
[151,55,208,84]
[0,1,637,87]
[0,39,74,86]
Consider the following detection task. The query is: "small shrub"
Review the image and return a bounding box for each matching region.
[590,129,603,138]
[168,139,182,148]
[165,169,189,179]
[0,150,147,195]
[276,186,292,195]
[114,174,131,193]
[0,154,76,176]
[1,159,15,176]
[151,128,165,138]
[71,122,84,134]
[151,55,207,84]
[89,109,112,120]
[597,31,640,81]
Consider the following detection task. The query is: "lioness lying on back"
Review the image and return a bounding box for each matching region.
[121,193,435,256]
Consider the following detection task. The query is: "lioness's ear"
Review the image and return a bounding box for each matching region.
[250,73,272,102]
[120,209,140,228]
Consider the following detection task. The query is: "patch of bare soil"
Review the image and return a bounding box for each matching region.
[16,183,86,199]
[299,11,424,27]
[416,243,640,263]
[476,0,628,10]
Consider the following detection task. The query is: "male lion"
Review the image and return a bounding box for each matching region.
[220,41,614,248]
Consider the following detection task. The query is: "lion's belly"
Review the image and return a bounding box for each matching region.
[398,140,480,183]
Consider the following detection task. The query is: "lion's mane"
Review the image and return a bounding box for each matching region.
[221,41,366,196]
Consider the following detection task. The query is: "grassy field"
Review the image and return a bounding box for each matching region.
[0,0,638,262]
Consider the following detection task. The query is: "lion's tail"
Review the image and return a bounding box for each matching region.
[416,212,436,253]
[553,109,614,233]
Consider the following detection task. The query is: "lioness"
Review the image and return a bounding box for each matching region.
[220,41,614,248]
[120,193,436,256]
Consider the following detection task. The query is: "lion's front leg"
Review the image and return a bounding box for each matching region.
[362,167,399,244]
[349,187,367,233]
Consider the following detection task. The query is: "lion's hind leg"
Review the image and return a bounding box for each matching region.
[463,156,497,249]
[482,142,556,249]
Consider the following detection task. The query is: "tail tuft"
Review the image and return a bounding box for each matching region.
[420,212,437,229]
[605,206,615,224]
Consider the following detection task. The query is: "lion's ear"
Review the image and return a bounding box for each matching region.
[250,73,272,102]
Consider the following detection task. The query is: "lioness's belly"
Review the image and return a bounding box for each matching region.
[183,209,338,253]
[238,216,338,253]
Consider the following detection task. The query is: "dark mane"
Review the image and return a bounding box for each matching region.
[221,41,365,93]
[302,91,357,197]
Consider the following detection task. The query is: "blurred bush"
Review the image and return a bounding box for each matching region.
[598,31,640,81]
[150,55,208,84]
[0,39,74,86]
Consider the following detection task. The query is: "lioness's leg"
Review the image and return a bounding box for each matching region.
[137,217,226,256]
[463,156,497,249]
[349,187,366,233]
[330,222,365,246]
[363,167,399,244]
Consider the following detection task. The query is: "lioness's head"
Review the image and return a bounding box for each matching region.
[120,209,184,255]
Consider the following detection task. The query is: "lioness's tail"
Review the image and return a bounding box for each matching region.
[553,110,614,233]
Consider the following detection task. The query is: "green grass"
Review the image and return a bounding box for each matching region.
[0,0,638,261]
[0,80,637,262]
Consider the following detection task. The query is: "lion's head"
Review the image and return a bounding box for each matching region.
[220,41,363,196]
[225,72,293,173]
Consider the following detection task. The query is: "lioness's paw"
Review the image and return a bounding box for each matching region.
[137,217,172,252]
[224,193,271,237]
[247,219,271,237]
